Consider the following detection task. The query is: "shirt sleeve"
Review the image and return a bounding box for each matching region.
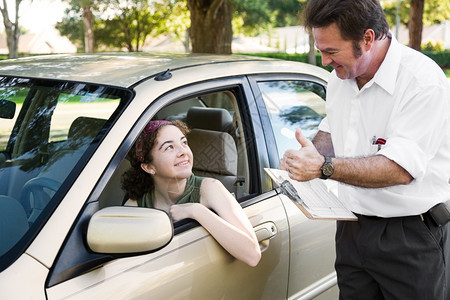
[378,82,449,181]
[318,116,330,133]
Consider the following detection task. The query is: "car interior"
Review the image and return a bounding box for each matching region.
[97,89,249,210]
[0,114,109,255]
[0,83,121,256]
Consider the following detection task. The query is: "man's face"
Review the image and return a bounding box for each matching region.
[313,23,368,80]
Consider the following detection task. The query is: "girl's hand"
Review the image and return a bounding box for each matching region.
[169,203,203,222]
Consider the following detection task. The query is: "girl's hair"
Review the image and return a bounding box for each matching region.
[121,120,190,200]
[304,0,390,42]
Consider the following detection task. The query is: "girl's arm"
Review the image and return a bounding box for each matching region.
[169,178,261,267]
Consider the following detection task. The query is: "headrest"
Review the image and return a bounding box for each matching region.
[187,129,237,176]
[68,117,106,141]
[186,107,233,132]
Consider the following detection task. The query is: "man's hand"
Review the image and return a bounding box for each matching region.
[281,129,324,181]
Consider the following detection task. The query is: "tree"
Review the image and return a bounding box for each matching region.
[96,0,173,52]
[234,0,311,60]
[55,8,81,51]
[383,0,450,50]
[0,0,24,58]
[187,0,233,54]
[383,0,450,27]
[55,9,84,51]
[160,1,190,52]
[57,0,175,52]
[81,0,95,53]
[233,0,307,36]
[409,0,424,51]
[59,0,96,53]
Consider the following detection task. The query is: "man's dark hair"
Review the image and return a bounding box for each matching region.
[304,0,390,41]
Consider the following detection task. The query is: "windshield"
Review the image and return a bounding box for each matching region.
[0,77,130,266]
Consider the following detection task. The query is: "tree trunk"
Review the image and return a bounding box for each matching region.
[1,0,21,58]
[184,28,190,52]
[82,4,95,53]
[308,34,316,65]
[408,0,424,51]
[187,0,233,54]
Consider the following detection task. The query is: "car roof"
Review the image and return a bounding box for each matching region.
[0,53,329,88]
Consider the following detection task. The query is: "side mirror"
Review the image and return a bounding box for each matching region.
[0,99,16,119]
[87,206,173,254]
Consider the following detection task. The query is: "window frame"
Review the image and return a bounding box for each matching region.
[247,74,328,177]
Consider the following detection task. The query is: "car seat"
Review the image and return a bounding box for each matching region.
[186,107,238,195]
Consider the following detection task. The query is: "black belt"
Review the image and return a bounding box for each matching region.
[425,200,450,227]
[355,200,450,227]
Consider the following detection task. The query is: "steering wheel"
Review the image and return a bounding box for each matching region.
[20,177,61,224]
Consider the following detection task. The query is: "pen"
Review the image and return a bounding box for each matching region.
[372,136,386,151]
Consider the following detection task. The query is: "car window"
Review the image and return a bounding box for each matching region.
[0,77,129,261]
[257,80,326,158]
[99,89,250,212]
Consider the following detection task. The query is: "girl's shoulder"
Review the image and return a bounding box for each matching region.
[199,177,236,208]
[199,177,222,189]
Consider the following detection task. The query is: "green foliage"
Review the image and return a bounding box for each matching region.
[97,0,168,52]
[241,52,332,71]
[243,50,450,71]
[422,40,444,52]
[383,0,450,27]
[233,0,307,36]
[55,9,85,51]
[233,0,271,36]
[161,1,190,45]
[57,0,180,52]
[423,50,450,69]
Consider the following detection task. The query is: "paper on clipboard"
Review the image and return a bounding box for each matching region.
[265,168,357,221]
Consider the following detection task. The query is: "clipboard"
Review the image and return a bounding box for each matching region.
[265,168,357,221]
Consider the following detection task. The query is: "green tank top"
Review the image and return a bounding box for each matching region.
[137,174,204,208]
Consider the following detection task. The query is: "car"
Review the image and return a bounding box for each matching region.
[0,53,336,299]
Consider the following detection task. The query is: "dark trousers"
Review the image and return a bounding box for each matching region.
[335,213,450,300]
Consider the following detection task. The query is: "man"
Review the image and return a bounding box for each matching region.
[281,0,450,298]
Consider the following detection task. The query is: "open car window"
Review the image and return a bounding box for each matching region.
[98,88,250,216]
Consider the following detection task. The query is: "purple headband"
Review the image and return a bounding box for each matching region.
[136,120,171,162]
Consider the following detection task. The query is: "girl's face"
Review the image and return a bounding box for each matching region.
[143,125,193,180]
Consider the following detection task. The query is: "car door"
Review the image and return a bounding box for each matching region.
[248,74,339,299]
[45,77,294,300]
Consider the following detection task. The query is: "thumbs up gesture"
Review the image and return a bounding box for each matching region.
[281,129,324,181]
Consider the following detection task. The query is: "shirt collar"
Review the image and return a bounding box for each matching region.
[371,34,401,95]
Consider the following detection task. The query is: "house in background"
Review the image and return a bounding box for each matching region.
[0,26,76,55]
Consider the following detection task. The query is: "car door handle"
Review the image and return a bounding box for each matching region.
[254,222,277,252]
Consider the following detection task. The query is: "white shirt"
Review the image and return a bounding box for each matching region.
[319,36,450,217]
